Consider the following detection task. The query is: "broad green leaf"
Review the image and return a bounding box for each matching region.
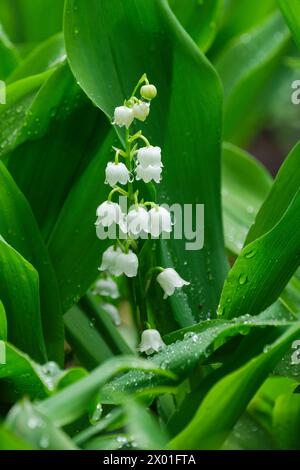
[0,70,53,157]
[222,142,272,255]
[0,424,33,450]
[0,23,19,79]
[219,142,300,319]
[64,0,228,324]
[7,32,65,83]
[83,434,130,451]
[6,63,104,241]
[215,11,290,144]
[6,399,77,450]
[37,357,175,427]
[211,0,277,56]
[0,342,86,403]
[0,237,46,362]
[0,162,64,363]
[169,323,300,450]
[100,310,293,404]
[169,0,221,52]
[278,0,300,51]
[47,128,113,311]
[272,393,300,449]
[0,300,7,340]
[124,400,169,450]
[246,141,300,244]
[222,412,274,450]
[64,305,115,370]
[0,0,64,43]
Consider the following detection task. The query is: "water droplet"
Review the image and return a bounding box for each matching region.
[238,273,248,285]
[244,247,256,259]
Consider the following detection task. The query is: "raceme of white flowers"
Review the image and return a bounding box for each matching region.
[95,75,189,345]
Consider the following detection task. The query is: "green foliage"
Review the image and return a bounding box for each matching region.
[0,0,300,451]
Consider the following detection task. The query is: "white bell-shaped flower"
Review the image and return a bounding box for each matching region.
[93,278,120,299]
[114,250,138,277]
[113,105,134,128]
[132,101,150,122]
[138,329,165,355]
[137,146,162,168]
[101,303,121,326]
[149,206,172,237]
[157,268,190,299]
[126,206,150,236]
[99,246,122,274]
[135,164,162,184]
[105,162,130,187]
[95,201,123,228]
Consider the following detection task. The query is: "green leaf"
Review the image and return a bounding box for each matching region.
[169,323,300,450]
[0,300,7,340]
[124,399,169,450]
[222,142,272,255]
[169,0,221,52]
[7,32,65,83]
[0,70,53,157]
[215,11,290,144]
[272,393,300,449]
[37,357,175,427]
[64,0,228,324]
[0,23,19,79]
[64,305,115,370]
[0,0,64,43]
[100,309,293,403]
[0,424,33,450]
[0,162,64,363]
[219,142,300,319]
[0,341,87,403]
[278,0,300,51]
[6,399,77,450]
[0,237,47,362]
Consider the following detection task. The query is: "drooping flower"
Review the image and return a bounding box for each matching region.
[95,201,124,228]
[132,101,150,122]
[114,250,139,277]
[93,278,120,299]
[137,146,162,168]
[149,206,172,237]
[99,246,122,274]
[101,303,121,326]
[105,162,130,187]
[157,268,190,299]
[138,329,165,355]
[135,164,162,184]
[126,206,150,237]
[113,105,134,128]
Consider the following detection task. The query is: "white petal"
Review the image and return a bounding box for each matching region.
[132,102,150,122]
[138,329,165,355]
[126,207,150,236]
[105,162,129,187]
[114,250,138,277]
[101,303,121,326]
[157,268,189,299]
[137,146,162,168]
[135,164,162,183]
[149,206,172,237]
[113,106,134,128]
[96,201,123,227]
[99,246,121,273]
[93,279,120,299]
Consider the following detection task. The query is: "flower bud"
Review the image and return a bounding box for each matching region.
[140,84,157,100]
